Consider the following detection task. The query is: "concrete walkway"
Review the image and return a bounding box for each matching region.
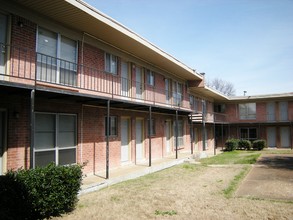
[236,153,293,201]
[80,149,219,195]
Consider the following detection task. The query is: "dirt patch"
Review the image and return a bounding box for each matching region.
[236,154,293,201]
[54,163,293,220]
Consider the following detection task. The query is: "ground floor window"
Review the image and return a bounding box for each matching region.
[240,128,257,141]
[34,113,77,167]
[174,120,184,147]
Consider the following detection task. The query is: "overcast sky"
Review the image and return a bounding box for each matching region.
[84,0,293,96]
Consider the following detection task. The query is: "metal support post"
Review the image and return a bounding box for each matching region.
[148,106,152,167]
[106,100,110,179]
[175,110,178,159]
[30,89,35,169]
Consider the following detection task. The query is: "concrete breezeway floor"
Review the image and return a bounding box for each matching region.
[236,153,293,201]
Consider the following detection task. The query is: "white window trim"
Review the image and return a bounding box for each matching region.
[34,112,77,167]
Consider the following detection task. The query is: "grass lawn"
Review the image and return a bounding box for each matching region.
[53,149,293,220]
[200,150,261,165]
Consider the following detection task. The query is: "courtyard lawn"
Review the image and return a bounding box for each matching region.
[53,150,293,220]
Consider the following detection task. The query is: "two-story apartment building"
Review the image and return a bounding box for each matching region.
[214,94,293,149]
[0,0,292,177]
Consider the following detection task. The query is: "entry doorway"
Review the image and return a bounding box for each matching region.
[267,127,276,148]
[280,127,290,148]
[135,118,144,161]
[165,120,171,155]
[121,118,130,163]
[0,110,7,175]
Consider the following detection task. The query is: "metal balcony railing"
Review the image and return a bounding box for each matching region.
[0,43,191,110]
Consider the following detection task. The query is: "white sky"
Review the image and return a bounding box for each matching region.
[84,0,293,96]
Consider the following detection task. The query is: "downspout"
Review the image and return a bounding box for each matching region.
[190,117,193,155]
[106,100,110,179]
[202,100,206,151]
[30,89,35,169]
[213,123,216,155]
[175,110,178,159]
[148,106,152,167]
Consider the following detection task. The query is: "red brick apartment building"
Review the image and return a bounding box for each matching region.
[0,0,292,176]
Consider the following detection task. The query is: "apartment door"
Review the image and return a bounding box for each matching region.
[0,13,7,76]
[121,118,130,163]
[121,61,129,97]
[135,119,144,161]
[135,67,143,99]
[267,127,276,148]
[266,102,275,121]
[165,121,171,154]
[280,127,290,148]
[279,102,288,121]
[0,110,7,175]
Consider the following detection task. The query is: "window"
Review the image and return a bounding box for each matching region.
[105,53,118,74]
[146,69,155,86]
[239,103,256,120]
[105,116,118,136]
[36,27,77,86]
[34,113,77,167]
[240,128,257,141]
[172,81,183,106]
[147,119,156,136]
[214,104,226,113]
[174,120,184,147]
[165,78,171,104]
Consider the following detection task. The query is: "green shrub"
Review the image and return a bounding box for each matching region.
[252,139,266,150]
[225,139,239,151]
[4,163,83,219]
[238,139,251,150]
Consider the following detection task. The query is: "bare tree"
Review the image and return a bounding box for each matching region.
[206,78,236,96]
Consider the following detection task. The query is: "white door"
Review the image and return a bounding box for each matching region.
[121,61,129,97]
[280,127,290,148]
[121,118,130,162]
[279,102,288,121]
[136,119,144,160]
[135,67,143,99]
[267,127,276,147]
[165,121,171,154]
[0,110,6,175]
[0,14,7,77]
[266,102,275,121]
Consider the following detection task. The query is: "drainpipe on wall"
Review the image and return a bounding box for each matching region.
[106,100,110,179]
[148,106,152,167]
[30,89,35,169]
[175,110,178,159]
[202,100,206,151]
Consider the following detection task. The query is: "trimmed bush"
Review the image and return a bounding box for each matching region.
[225,138,239,151]
[238,139,251,150]
[252,139,266,150]
[4,163,83,219]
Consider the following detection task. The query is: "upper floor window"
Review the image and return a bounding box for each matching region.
[105,53,118,74]
[173,81,183,106]
[36,27,77,86]
[146,69,155,86]
[239,103,256,120]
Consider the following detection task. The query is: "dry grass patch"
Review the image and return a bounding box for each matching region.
[53,163,293,220]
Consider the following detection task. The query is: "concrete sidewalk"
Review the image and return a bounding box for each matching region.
[236,153,293,201]
[80,149,220,195]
